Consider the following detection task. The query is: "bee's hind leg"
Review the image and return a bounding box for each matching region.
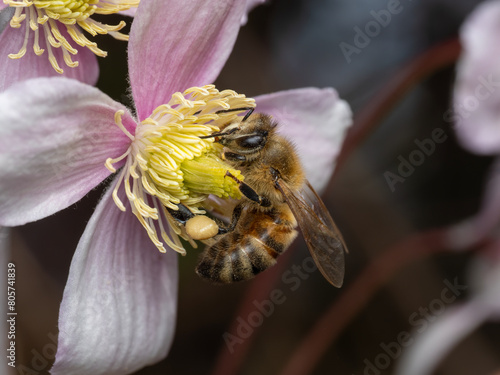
[169,203,229,239]
[166,203,195,224]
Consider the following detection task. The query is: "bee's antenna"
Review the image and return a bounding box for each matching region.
[199,127,239,139]
[215,107,254,122]
[242,108,254,122]
[199,108,254,139]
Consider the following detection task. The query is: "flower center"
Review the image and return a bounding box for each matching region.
[33,0,97,22]
[106,85,256,254]
[5,0,139,73]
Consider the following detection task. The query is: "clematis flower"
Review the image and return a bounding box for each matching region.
[0,0,139,91]
[445,0,500,250]
[397,2,500,374]
[0,0,352,374]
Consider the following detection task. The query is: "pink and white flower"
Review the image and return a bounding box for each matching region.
[0,0,352,374]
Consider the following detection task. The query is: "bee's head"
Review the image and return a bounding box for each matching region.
[216,113,277,155]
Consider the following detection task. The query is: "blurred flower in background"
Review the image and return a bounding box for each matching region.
[396,1,500,374]
[448,0,500,248]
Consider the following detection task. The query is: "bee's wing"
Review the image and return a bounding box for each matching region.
[276,179,346,287]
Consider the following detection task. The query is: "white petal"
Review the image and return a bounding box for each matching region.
[0,77,134,226]
[128,0,247,120]
[446,157,500,249]
[51,183,178,375]
[454,0,500,154]
[469,252,500,315]
[255,88,352,192]
[241,0,267,25]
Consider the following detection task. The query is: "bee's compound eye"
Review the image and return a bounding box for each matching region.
[238,131,268,149]
[186,215,219,240]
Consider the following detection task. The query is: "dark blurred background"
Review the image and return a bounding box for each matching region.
[9,0,500,374]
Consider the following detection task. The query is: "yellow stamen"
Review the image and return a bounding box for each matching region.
[10,8,26,28]
[7,9,29,59]
[4,0,140,72]
[106,85,256,254]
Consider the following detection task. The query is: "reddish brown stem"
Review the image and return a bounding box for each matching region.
[278,229,448,375]
[210,248,294,375]
[333,38,461,174]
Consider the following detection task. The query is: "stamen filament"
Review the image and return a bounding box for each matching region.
[111,169,128,212]
[105,148,131,173]
[8,12,29,59]
[114,110,134,141]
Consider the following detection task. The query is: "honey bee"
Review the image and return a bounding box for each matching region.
[189,109,347,287]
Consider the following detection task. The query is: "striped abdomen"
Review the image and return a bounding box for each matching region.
[196,206,298,283]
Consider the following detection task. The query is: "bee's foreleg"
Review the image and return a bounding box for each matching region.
[222,150,246,162]
[225,171,271,207]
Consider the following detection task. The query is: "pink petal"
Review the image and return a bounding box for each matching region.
[0,23,99,92]
[469,250,500,314]
[0,5,12,22]
[394,302,490,375]
[255,88,352,192]
[51,183,178,375]
[454,0,500,154]
[128,0,247,120]
[118,8,137,17]
[0,77,134,226]
[446,157,500,249]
